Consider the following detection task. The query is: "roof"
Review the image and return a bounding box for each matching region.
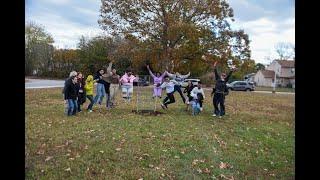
[260,70,275,78]
[275,60,295,68]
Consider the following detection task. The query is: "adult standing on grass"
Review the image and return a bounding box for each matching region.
[212,61,235,118]
[146,65,166,99]
[76,72,86,112]
[64,75,78,116]
[107,61,120,108]
[62,71,77,114]
[120,68,137,103]
[101,62,113,109]
[93,69,106,108]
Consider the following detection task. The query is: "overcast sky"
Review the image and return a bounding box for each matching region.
[25,0,295,64]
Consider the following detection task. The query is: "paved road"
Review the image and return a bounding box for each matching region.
[25,79,295,95]
[202,88,294,95]
[25,79,65,89]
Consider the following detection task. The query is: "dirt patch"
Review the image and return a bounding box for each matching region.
[132,110,164,116]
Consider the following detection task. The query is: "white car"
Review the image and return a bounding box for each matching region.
[180,78,201,88]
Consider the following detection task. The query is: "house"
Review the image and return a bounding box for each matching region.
[253,60,295,88]
[244,73,256,82]
[254,70,275,87]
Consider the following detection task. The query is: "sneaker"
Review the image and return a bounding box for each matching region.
[200,108,203,111]
[89,110,93,113]
[219,116,222,118]
[212,114,217,117]
[161,104,166,109]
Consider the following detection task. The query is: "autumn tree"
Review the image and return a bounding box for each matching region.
[25,21,54,76]
[99,0,251,73]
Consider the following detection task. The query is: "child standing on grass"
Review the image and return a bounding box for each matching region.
[147,65,166,98]
[84,75,97,112]
[64,76,78,116]
[190,81,205,112]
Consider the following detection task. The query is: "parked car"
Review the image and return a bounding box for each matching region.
[227,81,255,91]
[133,78,149,86]
[180,78,201,88]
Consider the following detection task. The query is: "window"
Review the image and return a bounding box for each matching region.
[239,82,247,86]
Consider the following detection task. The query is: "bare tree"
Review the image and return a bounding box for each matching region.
[274,42,295,60]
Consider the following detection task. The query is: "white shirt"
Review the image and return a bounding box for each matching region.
[160,80,179,93]
[191,87,205,99]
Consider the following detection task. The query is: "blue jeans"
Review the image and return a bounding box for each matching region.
[67,99,78,116]
[94,83,106,104]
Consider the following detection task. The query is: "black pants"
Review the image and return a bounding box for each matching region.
[213,93,225,116]
[163,92,175,106]
[77,93,86,112]
[199,100,203,108]
[86,95,94,110]
[174,85,186,103]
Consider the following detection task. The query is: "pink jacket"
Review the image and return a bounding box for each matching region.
[120,73,136,86]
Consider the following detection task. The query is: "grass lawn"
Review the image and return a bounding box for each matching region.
[25,87,294,179]
[254,86,295,93]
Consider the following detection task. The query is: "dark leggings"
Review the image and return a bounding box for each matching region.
[174,85,186,103]
[213,93,225,116]
[163,92,175,106]
[86,95,94,110]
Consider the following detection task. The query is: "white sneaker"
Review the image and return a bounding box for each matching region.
[212,114,217,117]
[219,116,222,118]
[200,108,203,111]
[89,110,93,113]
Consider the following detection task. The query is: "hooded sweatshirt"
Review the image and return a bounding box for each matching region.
[85,75,96,96]
[120,73,136,86]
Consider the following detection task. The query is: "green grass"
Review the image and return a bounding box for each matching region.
[255,86,295,92]
[25,87,294,179]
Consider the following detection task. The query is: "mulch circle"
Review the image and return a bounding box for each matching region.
[132,110,164,116]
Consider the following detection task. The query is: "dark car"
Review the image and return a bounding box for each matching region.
[227,81,255,91]
[133,78,149,86]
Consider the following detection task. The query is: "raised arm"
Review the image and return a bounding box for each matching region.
[106,62,112,74]
[213,61,219,80]
[178,72,190,79]
[147,65,155,78]
[225,68,235,82]
[166,71,175,78]
[160,70,167,78]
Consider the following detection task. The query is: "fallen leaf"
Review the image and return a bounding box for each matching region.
[174,155,180,159]
[219,162,231,169]
[45,156,53,162]
[203,168,210,174]
[69,158,74,161]
[115,148,121,151]
[197,168,202,173]
[65,167,71,172]
[148,164,154,168]
[99,151,104,153]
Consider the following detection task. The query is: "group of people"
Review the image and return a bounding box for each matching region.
[63,60,235,118]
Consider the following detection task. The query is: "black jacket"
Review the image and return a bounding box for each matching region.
[94,72,107,85]
[64,81,78,100]
[214,68,233,93]
[184,84,194,97]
